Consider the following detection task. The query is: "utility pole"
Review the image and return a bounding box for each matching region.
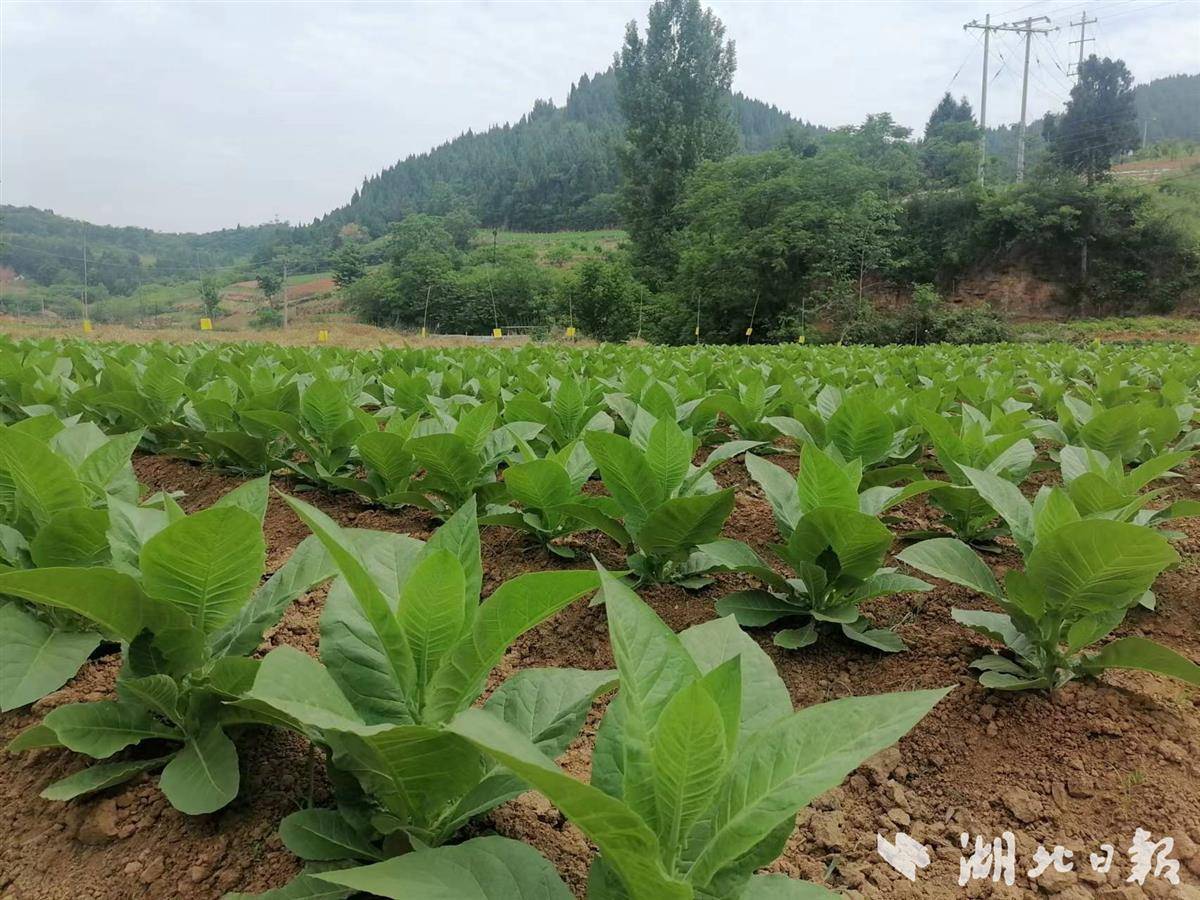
[82,229,89,324]
[963,14,994,184]
[1068,11,1097,77]
[999,16,1055,182]
[281,256,288,329]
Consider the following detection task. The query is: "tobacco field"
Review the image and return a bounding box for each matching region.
[0,336,1197,899]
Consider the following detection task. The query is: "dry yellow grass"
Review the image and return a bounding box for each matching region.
[0,319,604,350]
[0,317,574,350]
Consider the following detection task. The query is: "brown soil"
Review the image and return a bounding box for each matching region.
[2,454,1199,899]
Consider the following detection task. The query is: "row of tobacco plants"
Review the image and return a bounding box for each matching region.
[0,335,1198,899]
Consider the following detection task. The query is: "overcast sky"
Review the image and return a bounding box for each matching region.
[3,0,1196,233]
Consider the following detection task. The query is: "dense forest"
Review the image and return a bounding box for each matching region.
[312,69,820,237]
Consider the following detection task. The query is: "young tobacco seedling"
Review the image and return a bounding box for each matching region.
[584,415,760,585]
[445,567,949,900]
[916,405,1041,548]
[243,373,376,485]
[406,401,542,515]
[723,447,933,651]
[502,373,613,452]
[233,495,612,895]
[482,440,630,557]
[899,465,1200,690]
[1056,445,1200,531]
[3,477,342,813]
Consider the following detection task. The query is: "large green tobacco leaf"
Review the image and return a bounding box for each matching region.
[302,377,353,443]
[504,458,576,510]
[241,645,369,732]
[959,466,1035,553]
[0,566,161,641]
[326,724,483,822]
[77,430,144,500]
[213,475,272,523]
[744,454,802,537]
[450,709,690,900]
[1081,636,1200,684]
[422,569,601,724]
[41,756,171,802]
[140,506,266,634]
[29,507,111,567]
[314,835,572,900]
[794,446,859,514]
[787,507,891,582]
[356,431,414,487]
[678,617,792,740]
[584,431,664,532]
[279,808,383,862]
[0,427,87,526]
[897,538,1002,599]
[483,668,617,757]
[644,417,693,498]
[685,688,950,889]
[410,433,483,492]
[1026,520,1178,615]
[159,725,239,815]
[741,875,841,899]
[826,396,892,467]
[424,497,483,612]
[596,568,702,821]
[637,490,735,560]
[652,675,732,865]
[283,494,418,712]
[397,549,467,709]
[43,700,181,758]
[0,603,100,711]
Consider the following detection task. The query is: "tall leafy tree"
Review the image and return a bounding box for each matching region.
[256,271,282,305]
[924,92,976,138]
[615,0,737,284]
[331,243,365,288]
[921,94,980,188]
[1046,56,1139,184]
[198,277,221,318]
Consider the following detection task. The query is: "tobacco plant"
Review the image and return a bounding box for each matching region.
[583,415,759,585]
[0,417,143,710]
[233,495,611,893]
[723,448,933,650]
[444,568,949,900]
[481,440,630,556]
[4,478,341,812]
[899,466,1199,690]
[915,404,1041,548]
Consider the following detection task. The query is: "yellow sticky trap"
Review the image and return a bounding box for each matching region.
[317,329,329,343]
[82,319,93,334]
[566,326,576,338]
[420,327,428,338]
[745,326,753,337]
[199,317,212,331]
[798,335,806,344]
[492,328,503,339]
[694,326,700,337]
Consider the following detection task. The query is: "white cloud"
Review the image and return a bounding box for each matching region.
[1,0,1195,231]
